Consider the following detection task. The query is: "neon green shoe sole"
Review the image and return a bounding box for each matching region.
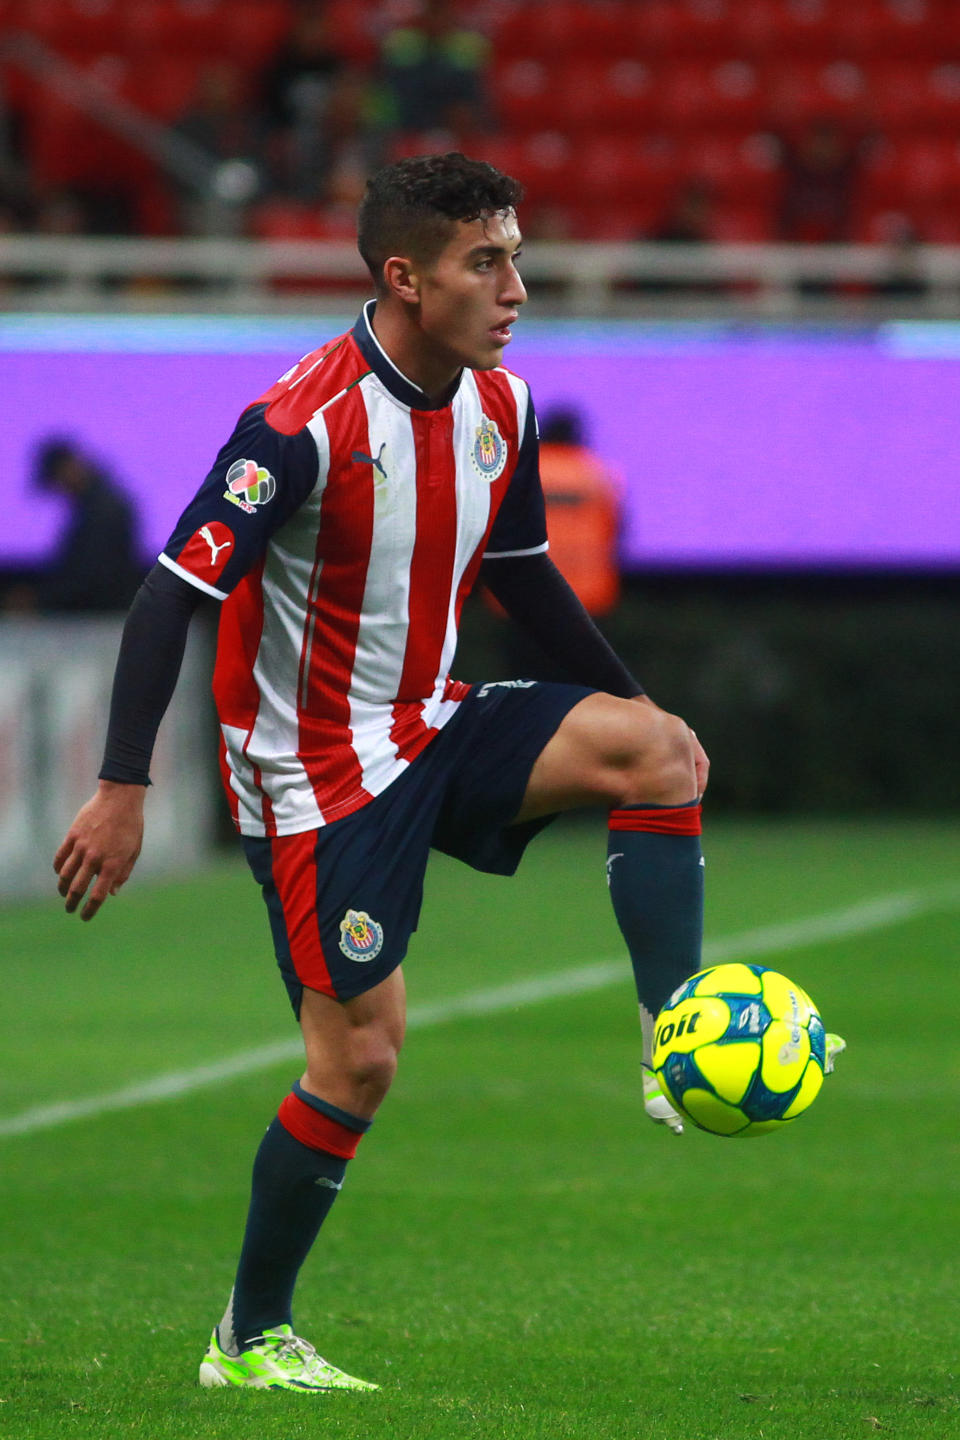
[198,1324,379,1392]
[825,1033,847,1074]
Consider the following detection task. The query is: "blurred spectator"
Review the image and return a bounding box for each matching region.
[33,188,87,236]
[30,438,143,612]
[313,160,370,238]
[651,179,716,244]
[260,6,348,195]
[380,0,492,134]
[537,407,621,617]
[171,61,264,233]
[0,79,31,227]
[284,66,383,201]
[776,120,862,243]
[872,217,929,301]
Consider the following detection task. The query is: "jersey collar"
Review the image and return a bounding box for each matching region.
[352,300,462,411]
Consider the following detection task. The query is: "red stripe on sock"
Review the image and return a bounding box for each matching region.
[278,1092,365,1159]
[608,804,702,836]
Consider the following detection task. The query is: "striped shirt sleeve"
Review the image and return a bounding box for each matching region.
[159,404,320,600]
[483,386,549,560]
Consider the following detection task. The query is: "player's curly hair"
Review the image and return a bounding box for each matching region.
[357,152,524,293]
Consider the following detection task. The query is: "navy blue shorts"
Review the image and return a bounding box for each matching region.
[243,680,593,1010]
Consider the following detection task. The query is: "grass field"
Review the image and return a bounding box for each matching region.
[1,817,959,1440]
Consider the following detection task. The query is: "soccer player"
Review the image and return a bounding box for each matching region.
[54,153,710,1393]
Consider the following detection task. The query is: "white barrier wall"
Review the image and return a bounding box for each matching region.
[0,616,218,900]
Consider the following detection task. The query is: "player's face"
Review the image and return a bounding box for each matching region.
[416,211,526,375]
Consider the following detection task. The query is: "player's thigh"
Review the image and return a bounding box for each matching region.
[299,967,407,1115]
[516,692,690,821]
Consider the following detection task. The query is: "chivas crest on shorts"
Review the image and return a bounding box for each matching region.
[338,909,384,962]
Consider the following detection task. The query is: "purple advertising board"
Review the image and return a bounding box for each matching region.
[2,316,956,570]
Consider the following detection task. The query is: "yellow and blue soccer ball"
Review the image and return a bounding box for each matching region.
[652,963,827,1137]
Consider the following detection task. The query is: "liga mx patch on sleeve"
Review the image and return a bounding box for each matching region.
[175,521,235,583]
[224,457,276,513]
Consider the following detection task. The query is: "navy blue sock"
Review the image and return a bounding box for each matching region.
[607,801,704,1067]
[219,1088,370,1353]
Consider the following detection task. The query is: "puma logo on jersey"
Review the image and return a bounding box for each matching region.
[351,443,388,479]
[200,525,232,565]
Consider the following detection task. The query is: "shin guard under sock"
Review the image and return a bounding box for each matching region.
[607,801,704,1066]
[219,1085,370,1353]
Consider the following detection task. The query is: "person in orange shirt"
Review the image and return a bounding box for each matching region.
[537,406,621,616]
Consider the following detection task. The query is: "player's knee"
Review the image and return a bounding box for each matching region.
[341,1027,400,1106]
[617,708,696,806]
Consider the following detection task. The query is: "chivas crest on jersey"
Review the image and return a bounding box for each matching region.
[471,417,506,480]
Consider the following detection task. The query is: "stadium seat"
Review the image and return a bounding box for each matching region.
[834,0,949,60]
[710,200,776,240]
[677,131,782,204]
[13,0,123,59]
[249,197,321,239]
[121,52,207,123]
[866,61,945,129]
[490,59,557,132]
[566,196,666,240]
[629,0,739,59]
[733,0,843,59]
[573,134,678,208]
[764,60,871,128]
[216,0,292,63]
[861,135,960,206]
[318,0,378,67]
[657,59,765,131]
[516,131,578,205]
[495,0,626,60]
[565,59,659,131]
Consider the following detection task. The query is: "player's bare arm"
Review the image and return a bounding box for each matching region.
[54,779,145,921]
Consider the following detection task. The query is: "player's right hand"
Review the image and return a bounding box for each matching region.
[53,780,146,921]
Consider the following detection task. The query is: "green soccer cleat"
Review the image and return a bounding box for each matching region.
[642,1066,684,1136]
[198,1324,380,1393]
[824,1032,847,1074]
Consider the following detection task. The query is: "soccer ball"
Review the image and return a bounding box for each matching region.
[652,963,827,1137]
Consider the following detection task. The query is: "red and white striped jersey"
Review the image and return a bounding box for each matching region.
[160,303,548,837]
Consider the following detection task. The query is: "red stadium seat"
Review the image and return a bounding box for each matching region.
[866,61,948,129]
[250,197,321,239]
[495,1,626,60]
[14,0,123,59]
[677,131,782,203]
[834,0,950,60]
[657,59,765,131]
[733,0,843,59]
[854,200,960,244]
[565,59,659,131]
[490,59,557,132]
[566,196,666,240]
[765,60,871,128]
[861,135,960,206]
[121,52,207,123]
[516,131,578,205]
[217,0,292,63]
[318,0,378,66]
[922,64,960,127]
[573,134,679,213]
[630,0,739,59]
[711,200,775,240]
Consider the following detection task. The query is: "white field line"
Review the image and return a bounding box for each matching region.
[2,885,957,1141]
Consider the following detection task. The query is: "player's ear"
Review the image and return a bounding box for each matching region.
[383,256,420,304]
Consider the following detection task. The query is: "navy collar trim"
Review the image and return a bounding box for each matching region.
[352,300,462,411]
